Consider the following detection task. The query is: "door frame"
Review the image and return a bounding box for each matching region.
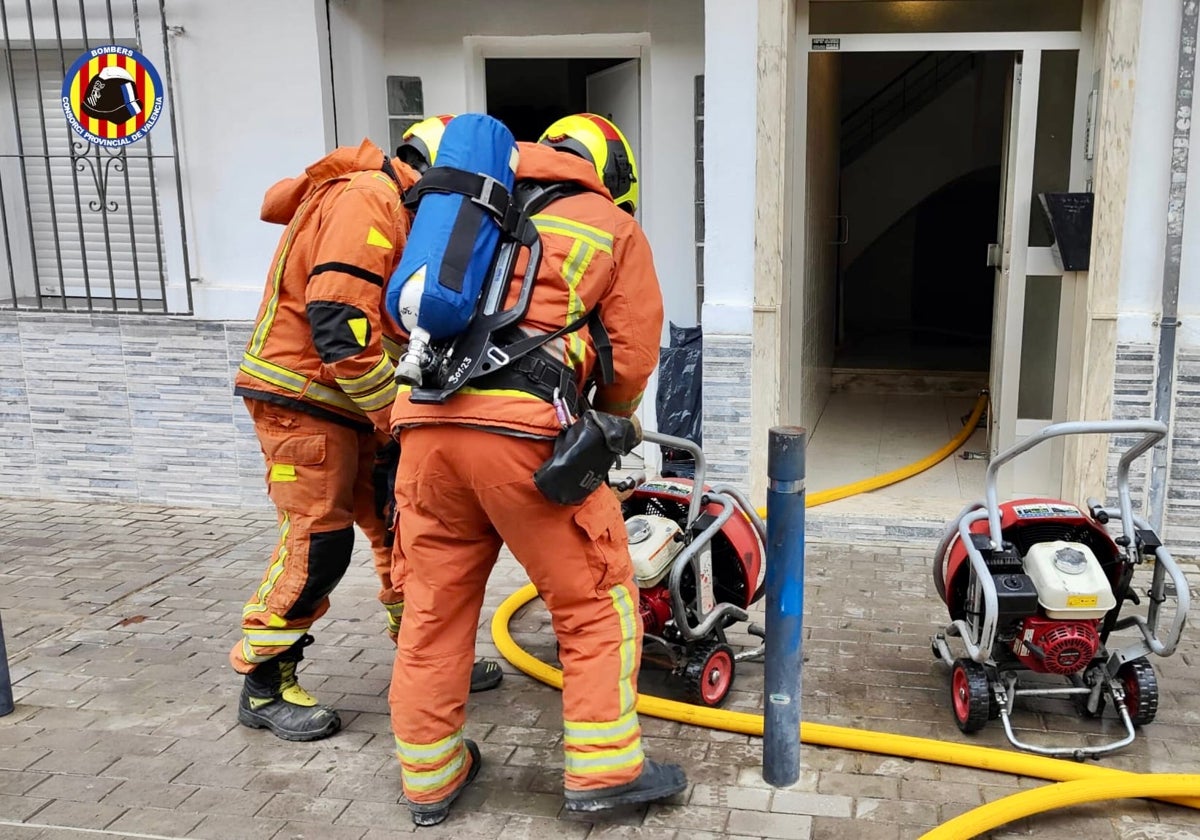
[464,33,650,114]
[799,24,1093,497]
[464,33,662,475]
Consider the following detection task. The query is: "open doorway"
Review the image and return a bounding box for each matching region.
[482,56,653,468]
[484,57,640,144]
[803,50,1010,513]
[835,51,1007,374]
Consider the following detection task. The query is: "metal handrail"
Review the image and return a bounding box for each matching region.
[641,430,707,527]
[983,420,1168,550]
[841,51,977,163]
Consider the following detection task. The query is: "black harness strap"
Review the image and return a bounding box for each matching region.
[403,167,517,231]
[473,352,586,418]
[407,174,617,410]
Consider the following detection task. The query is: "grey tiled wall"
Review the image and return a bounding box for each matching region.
[1167,348,1200,550]
[0,311,267,510]
[1108,342,1200,554]
[3,315,1197,556]
[701,333,752,485]
[1108,343,1156,511]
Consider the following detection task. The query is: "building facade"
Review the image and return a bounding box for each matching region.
[2,0,1199,552]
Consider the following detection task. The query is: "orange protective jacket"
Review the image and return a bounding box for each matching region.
[389,142,664,438]
[235,138,419,434]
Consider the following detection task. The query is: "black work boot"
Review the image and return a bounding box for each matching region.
[237,634,341,742]
[562,758,688,812]
[470,659,503,693]
[407,738,482,827]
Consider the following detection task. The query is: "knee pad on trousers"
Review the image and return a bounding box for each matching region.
[285,526,355,619]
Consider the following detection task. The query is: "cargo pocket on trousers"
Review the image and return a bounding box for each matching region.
[573,493,632,594]
[263,432,328,517]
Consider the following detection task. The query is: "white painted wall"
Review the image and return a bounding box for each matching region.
[342,0,706,337]
[166,0,332,319]
[1117,0,1183,346]
[701,0,758,336]
[327,0,387,152]
[1173,10,1200,350]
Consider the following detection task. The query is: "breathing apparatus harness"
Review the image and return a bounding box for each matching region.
[398,171,614,417]
[397,167,635,505]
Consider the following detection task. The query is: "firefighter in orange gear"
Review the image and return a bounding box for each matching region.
[388,114,686,826]
[231,125,501,744]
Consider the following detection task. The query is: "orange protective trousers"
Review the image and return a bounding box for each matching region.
[229,399,404,674]
[388,425,644,804]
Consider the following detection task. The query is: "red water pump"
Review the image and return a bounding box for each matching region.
[931,420,1190,759]
[615,432,766,708]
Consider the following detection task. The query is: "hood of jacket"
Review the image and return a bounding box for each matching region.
[260,137,400,225]
[514,141,613,200]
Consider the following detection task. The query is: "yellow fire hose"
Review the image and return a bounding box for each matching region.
[490,391,1200,836]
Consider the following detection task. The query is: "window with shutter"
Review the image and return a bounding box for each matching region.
[7,48,165,306]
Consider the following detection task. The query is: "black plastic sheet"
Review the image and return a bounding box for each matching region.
[656,323,702,478]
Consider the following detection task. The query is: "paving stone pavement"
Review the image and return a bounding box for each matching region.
[0,498,1199,840]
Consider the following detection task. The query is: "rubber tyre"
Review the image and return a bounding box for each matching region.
[1118,659,1159,727]
[682,642,736,707]
[951,658,991,734]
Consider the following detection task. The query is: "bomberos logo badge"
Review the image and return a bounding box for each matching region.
[61,45,164,148]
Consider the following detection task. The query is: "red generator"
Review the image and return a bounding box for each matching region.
[615,431,766,707]
[932,420,1190,758]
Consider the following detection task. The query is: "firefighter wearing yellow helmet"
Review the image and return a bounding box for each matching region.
[538,113,639,213]
[396,114,455,174]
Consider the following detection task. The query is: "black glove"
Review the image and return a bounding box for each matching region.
[372,440,401,544]
[533,410,641,505]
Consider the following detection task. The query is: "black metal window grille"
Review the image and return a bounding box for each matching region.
[0,0,192,314]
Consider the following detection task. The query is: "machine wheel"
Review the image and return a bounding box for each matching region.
[1118,659,1159,727]
[682,642,736,707]
[950,659,992,734]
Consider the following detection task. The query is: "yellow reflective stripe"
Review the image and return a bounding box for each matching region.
[598,393,644,415]
[241,354,306,391]
[402,751,466,792]
[307,382,361,412]
[242,628,308,646]
[250,197,315,357]
[560,240,596,368]
[351,380,398,413]
[533,215,613,254]
[610,584,637,717]
[240,353,362,414]
[563,710,639,746]
[335,356,395,396]
[239,626,308,664]
[385,602,404,634]
[241,640,276,664]
[563,743,644,775]
[396,730,462,764]
[243,514,290,617]
[382,336,405,363]
[396,384,544,401]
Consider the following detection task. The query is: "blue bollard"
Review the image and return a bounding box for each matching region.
[0,610,12,717]
[763,426,806,787]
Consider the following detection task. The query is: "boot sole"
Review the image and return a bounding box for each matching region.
[562,776,688,812]
[237,705,342,742]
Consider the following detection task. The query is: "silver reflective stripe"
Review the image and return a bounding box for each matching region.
[768,479,805,495]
